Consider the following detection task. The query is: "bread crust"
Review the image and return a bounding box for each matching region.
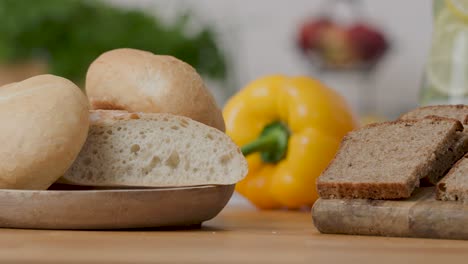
[0,75,89,189]
[89,110,205,125]
[365,115,463,131]
[317,182,414,199]
[86,48,225,131]
[399,104,468,123]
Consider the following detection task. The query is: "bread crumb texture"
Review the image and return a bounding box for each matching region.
[63,112,247,186]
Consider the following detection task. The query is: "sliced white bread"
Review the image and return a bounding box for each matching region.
[61,110,247,187]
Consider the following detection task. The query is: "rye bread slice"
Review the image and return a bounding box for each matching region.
[437,155,468,202]
[317,117,465,199]
[400,104,468,127]
[399,105,468,185]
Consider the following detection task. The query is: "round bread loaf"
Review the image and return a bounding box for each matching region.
[0,74,89,190]
[85,48,225,131]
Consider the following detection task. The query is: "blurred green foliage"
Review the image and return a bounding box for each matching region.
[0,0,227,83]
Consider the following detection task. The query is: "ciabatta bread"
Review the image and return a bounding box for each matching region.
[62,110,247,187]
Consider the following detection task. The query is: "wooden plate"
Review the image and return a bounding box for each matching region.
[0,184,234,230]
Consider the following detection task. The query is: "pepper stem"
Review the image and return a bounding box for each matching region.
[241,121,290,163]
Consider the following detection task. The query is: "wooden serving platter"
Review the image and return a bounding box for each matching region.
[0,184,234,230]
[312,187,468,240]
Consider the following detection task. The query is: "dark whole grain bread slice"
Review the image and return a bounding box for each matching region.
[317,117,466,200]
[437,155,468,202]
[399,105,468,185]
[399,104,468,127]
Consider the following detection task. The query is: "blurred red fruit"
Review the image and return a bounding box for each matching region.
[298,18,333,51]
[319,25,357,66]
[348,23,388,62]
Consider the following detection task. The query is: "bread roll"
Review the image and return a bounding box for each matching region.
[0,75,89,189]
[86,48,225,131]
[62,110,247,187]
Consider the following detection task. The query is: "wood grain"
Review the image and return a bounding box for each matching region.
[1,204,468,264]
[313,187,468,240]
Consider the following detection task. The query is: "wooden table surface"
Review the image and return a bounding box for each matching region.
[2,204,468,264]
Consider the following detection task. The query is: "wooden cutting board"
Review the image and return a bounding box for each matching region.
[312,187,468,240]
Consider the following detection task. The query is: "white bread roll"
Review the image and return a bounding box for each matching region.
[86,48,225,131]
[0,75,89,189]
[62,110,247,187]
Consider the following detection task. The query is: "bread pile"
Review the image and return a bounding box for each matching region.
[0,48,247,190]
[317,105,468,202]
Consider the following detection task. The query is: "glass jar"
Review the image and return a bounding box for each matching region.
[420,0,468,105]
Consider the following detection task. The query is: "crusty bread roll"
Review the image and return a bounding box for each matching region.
[0,75,89,189]
[86,48,225,131]
[62,110,247,187]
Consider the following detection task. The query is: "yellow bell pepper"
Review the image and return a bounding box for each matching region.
[223,75,358,209]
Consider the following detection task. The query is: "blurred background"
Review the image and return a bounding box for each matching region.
[0,0,433,120]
